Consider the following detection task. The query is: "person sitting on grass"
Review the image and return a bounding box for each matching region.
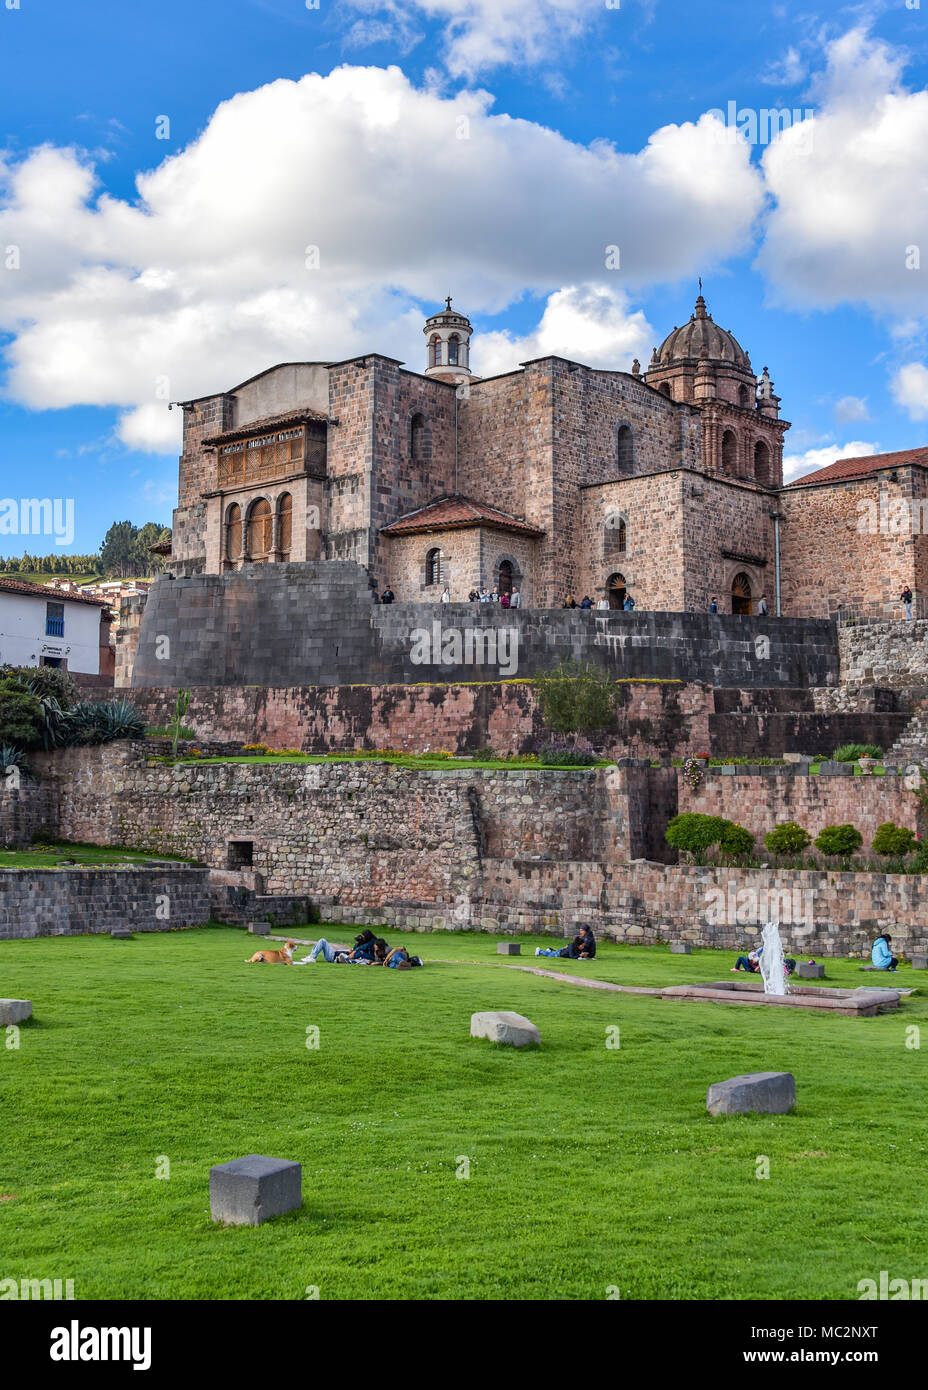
[871,933,899,971]
[535,926,596,960]
[381,944,424,968]
[732,947,762,973]
[303,931,376,964]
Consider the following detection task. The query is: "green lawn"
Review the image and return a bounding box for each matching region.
[0,842,195,869]
[1,927,924,1301]
[163,752,611,771]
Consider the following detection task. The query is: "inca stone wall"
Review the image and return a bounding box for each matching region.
[26,743,928,954]
[129,560,842,689]
[0,865,211,939]
[0,784,56,848]
[838,619,928,690]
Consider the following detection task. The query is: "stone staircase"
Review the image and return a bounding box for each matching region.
[889,709,928,763]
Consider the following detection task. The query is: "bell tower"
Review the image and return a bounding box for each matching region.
[423,297,475,385]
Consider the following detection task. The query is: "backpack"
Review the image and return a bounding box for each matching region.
[408,955,424,967]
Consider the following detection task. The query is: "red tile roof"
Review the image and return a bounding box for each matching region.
[203,410,328,447]
[787,446,928,488]
[0,577,109,607]
[380,495,545,538]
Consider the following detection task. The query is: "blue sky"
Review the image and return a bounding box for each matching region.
[1,0,927,556]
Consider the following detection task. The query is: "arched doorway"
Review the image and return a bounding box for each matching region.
[606,572,627,609]
[247,498,273,562]
[497,560,514,597]
[224,503,242,570]
[731,571,752,615]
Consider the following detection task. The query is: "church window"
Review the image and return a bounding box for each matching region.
[429,336,442,369]
[247,498,273,562]
[448,335,460,366]
[754,439,771,485]
[277,493,293,559]
[410,413,426,464]
[659,382,671,397]
[739,384,752,409]
[225,503,242,565]
[497,560,514,596]
[604,515,627,559]
[426,548,445,586]
[617,424,634,473]
[721,430,738,474]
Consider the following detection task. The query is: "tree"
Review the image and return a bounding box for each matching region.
[871,822,916,857]
[534,659,619,736]
[765,822,812,855]
[99,521,139,578]
[0,680,44,748]
[814,824,863,858]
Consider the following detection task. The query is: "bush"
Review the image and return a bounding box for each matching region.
[0,744,29,775]
[833,743,882,762]
[814,823,863,857]
[0,663,78,710]
[665,813,732,855]
[718,822,755,856]
[535,740,601,766]
[534,660,618,735]
[872,822,917,857]
[0,680,44,748]
[765,821,812,855]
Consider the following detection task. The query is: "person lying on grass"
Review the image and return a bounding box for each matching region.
[382,944,424,969]
[535,925,596,960]
[732,947,762,973]
[301,930,379,964]
[871,933,899,971]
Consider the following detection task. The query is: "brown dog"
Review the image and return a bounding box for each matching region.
[245,940,296,965]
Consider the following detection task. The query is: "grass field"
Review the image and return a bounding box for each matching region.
[0,842,194,869]
[1,927,924,1301]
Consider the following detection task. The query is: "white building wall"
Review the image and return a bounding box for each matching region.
[0,592,101,675]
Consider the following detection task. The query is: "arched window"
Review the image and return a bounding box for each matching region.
[604,514,627,560]
[448,334,459,366]
[739,384,752,409]
[410,413,426,464]
[659,381,672,397]
[225,503,242,566]
[732,571,752,615]
[247,498,273,562]
[277,492,292,559]
[606,572,627,609]
[497,560,514,596]
[617,424,633,473]
[754,439,771,485]
[721,429,738,474]
[426,548,445,587]
[429,335,442,369]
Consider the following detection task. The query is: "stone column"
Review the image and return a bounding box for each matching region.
[239,516,249,568]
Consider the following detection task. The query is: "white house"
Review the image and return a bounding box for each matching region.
[0,578,111,677]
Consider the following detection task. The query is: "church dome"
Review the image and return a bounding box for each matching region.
[655,295,750,369]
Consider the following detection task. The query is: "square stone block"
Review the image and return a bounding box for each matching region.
[911,953,928,970]
[497,943,521,955]
[796,961,825,979]
[0,999,32,1026]
[110,928,133,939]
[210,1154,302,1227]
[670,942,692,954]
[248,922,271,936]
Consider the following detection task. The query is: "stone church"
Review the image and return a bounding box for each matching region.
[162,293,928,620]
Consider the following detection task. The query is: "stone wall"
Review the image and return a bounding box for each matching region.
[129,560,842,688]
[838,619,928,690]
[28,744,928,955]
[0,865,211,939]
[682,764,917,852]
[0,784,56,848]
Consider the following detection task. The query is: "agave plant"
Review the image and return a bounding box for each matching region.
[0,744,30,777]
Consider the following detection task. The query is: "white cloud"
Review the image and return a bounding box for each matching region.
[834,394,868,423]
[0,66,763,450]
[783,439,878,484]
[892,362,928,421]
[478,284,652,375]
[756,27,928,314]
[760,46,807,88]
[342,0,607,79]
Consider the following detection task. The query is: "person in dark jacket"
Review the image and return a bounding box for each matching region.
[535,926,596,960]
[381,588,395,604]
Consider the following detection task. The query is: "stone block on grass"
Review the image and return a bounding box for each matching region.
[248,921,271,936]
[111,928,133,939]
[497,943,521,955]
[470,1011,540,1047]
[670,942,692,954]
[911,953,928,970]
[0,999,31,1026]
[707,1071,796,1116]
[209,1154,302,1227]
[796,961,825,979]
